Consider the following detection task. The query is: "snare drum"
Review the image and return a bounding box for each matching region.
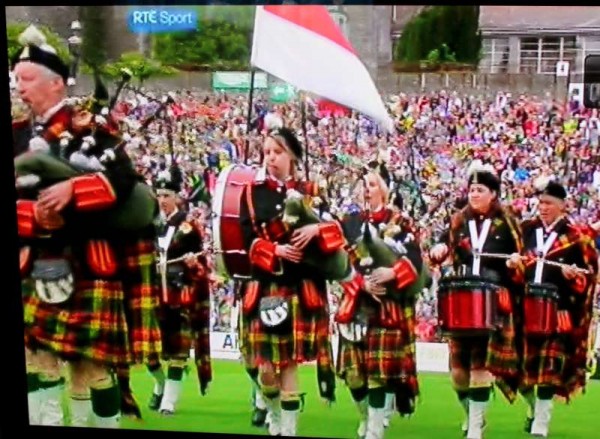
[523,283,559,336]
[437,276,502,336]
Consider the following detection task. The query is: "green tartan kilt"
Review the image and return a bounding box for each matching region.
[23,239,162,367]
[240,282,331,371]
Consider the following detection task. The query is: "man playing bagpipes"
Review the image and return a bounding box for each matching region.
[334,164,425,439]
[12,25,162,428]
[237,122,347,436]
[143,165,212,416]
[429,160,523,439]
[505,178,599,438]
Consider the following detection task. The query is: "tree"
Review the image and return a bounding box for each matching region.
[80,6,108,69]
[394,6,481,67]
[7,22,70,65]
[153,19,251,71]
[102,52,177,85]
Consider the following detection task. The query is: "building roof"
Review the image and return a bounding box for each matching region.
[480,6,600,34]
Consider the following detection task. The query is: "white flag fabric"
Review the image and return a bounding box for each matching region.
[251,5,394,132]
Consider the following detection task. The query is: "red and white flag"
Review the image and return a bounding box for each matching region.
[251,5,394,132]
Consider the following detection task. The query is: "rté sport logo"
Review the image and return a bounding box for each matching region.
[127,8,198,33]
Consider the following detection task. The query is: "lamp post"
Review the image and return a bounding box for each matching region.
[67,20,82,87]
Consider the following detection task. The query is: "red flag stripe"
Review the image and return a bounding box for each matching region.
[264,5,356,56]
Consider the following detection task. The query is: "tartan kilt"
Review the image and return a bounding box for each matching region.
[23,238,162,368]
[521,328,589,399]
[24,277,131,367]
[119,239,162,363]
[157,304,193,360]
[449,312,519,379]
[337,302,418,389]
[240,282,331,371]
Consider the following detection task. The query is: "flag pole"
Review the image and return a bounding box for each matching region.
[244,68,256,165]
[300,92,310,181]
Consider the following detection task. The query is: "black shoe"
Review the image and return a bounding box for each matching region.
[524,417,534,434]
[148,393,163,411]
[121,391,143,420]
[159,408,174,416]
[251,407,268,427]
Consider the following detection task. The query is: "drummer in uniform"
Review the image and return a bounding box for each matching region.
[506,179,598,437]
[237,123,343,436]
[13,24,162,428]
[144,165,212,415]
[429,161,523,439]
[335,165,424,439]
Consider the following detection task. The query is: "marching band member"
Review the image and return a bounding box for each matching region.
[146,166,212,415]
[429,161,523,439]
[13,25,162,428]
[507,178,598,437]
[336,167,424,439]
[238,123,343,436]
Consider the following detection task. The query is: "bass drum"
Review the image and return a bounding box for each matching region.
[212,164,263,280]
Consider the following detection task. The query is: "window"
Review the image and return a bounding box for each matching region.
[519,37,539,74]
[481,38,510,73]
[519,36,580,75]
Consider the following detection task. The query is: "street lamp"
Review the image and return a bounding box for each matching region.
[67,20,82,87]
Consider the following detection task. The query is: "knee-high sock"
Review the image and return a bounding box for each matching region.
[90,378,121,429]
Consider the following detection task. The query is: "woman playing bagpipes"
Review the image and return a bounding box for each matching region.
[12,25,161,428]
[335,162,426,439]
[238,121,348,437]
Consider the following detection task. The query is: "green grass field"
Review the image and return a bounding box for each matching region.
[119,359,600,438]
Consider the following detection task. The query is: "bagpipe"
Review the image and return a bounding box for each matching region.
[14,68,166,232]
[211,163,351,282]
[348,216,429,301]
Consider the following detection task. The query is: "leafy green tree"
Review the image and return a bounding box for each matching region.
[7,22,70,65]
[153,19,251,71]
[394,6,481,67]
[80,6,108,69]
[102,52,177,85]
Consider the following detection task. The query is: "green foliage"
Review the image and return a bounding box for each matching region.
[6,22,70,65]
[153,19,251,71]
[97,52,177,84]
[80,6,108,69]
[394,6,481,67]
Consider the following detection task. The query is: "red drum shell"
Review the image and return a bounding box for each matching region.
[437,276,501,336]
[523,283,559,336]
[212,164,260,279]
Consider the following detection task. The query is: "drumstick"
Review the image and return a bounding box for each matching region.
[477,252,592,275]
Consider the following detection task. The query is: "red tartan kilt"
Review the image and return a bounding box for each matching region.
[521,335,567,388]
[338,327,417,383]
[23,278,131,366]
[23,238,162,367]
[240,283,331,370]
[449,336,489,371]
[120,239,162,363]
[158,305,193,359]
[449,314,519,378]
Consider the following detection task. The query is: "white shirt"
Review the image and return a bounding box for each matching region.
[35,99,68,125]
